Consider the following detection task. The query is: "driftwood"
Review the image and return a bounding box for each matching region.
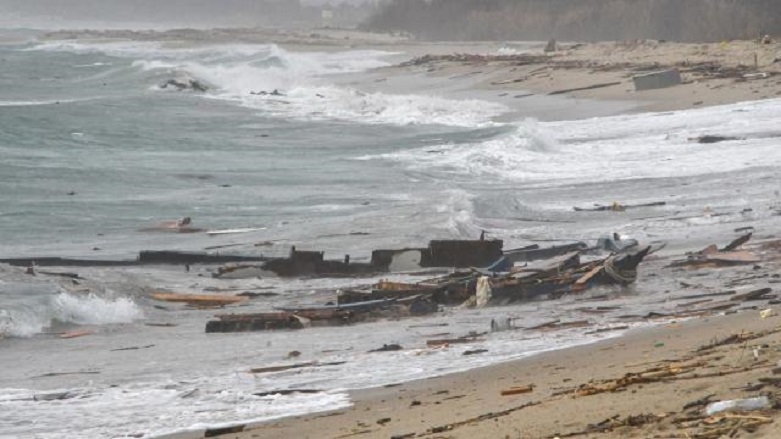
[671,233,758,268]
[254,389,321,397]
[574,361,708,396]
[150,291,246,307]
[426,401,541,435]
[500,385,534,396]
[573,201,666,212]
[731,287,773,301]
[427,337,485,347]
[249,361,346,374]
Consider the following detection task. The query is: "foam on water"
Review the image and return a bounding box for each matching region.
[0,288,142,338]
[436,189,480,238]
[365,100,781,185]
[0,384,351,439]
[0,299,641,439]
[30,40,508,127]
[0,99,80,107]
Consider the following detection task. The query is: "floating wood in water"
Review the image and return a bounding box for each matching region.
[705,251,761,264]
[249,361,346,374]
[60,330,93,339]
[692,135,742,144]
[110,344,155,352]
[38,271,83,279]
[139,250,265,265]
[463,349,488,356]
[206,312,309,332]
[254,389,321,397]
[33,370,100,379]
[33,391,82,401]
[275,298,395,315]
[150,291,246,307]
[504,242,587,263]
[677,290,736,300]
[576,306,622,314]
[525,320,591,331]
[571,265,603,292]
[585,325,630,335]
[573,201,666,212]
[671,234,759,268]
[722,233,752,252]
[426,334,485,347]
[339,281,438,305]
[730,287,773,301]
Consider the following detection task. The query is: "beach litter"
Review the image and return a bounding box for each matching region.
[500,384,535,396]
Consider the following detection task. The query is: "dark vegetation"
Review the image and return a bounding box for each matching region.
[364,0,781,42]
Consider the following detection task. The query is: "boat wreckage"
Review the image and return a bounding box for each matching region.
[206,237,652,333]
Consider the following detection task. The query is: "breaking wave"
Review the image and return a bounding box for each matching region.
[29,40,507,127]
[437,190,480,237]
[0,290,143,338]
[364,100,781,185]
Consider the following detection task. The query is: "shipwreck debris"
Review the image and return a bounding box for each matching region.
[670,233,758,268]
[150,291,247,307]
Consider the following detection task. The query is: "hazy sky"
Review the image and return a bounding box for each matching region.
[0,0,376,29]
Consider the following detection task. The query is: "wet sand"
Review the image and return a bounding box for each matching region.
[255,310,781,439]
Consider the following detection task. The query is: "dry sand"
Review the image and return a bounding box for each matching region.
[381,39,781,113]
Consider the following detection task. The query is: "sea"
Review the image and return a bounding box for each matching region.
[2,27,781,438]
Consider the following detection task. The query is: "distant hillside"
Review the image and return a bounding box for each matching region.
[364,0,781,42]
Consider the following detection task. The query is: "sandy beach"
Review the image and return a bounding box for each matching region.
[196,33,781,439]
[256,310,781,439]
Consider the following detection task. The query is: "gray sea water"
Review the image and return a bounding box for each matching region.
[3,28,781,438]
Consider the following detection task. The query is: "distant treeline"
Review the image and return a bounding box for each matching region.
[1,0,374,28]
[364,0,781,42]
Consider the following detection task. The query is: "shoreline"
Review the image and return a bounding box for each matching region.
[29,26,781,116]
[234,308,781,439]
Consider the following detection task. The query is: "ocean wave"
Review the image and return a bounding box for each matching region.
[363,100,781,184]
[0,291,142,338]
[31,39,505,127]
[435,189,480,237]
[236,86,508,127]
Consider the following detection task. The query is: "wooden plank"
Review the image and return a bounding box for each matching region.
[150,291,246,306]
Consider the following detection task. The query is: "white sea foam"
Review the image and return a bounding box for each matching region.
[0,291,142,338]
[0,384,351,439]
[436,190,480,237]
[0,99,76,107]
[31,40,507,127]
[366,100,781,184]
[0,314,636,439]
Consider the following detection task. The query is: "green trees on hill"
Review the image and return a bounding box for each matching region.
[365,0,781,42]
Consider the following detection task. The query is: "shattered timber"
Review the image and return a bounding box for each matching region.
[203,236,654,333]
